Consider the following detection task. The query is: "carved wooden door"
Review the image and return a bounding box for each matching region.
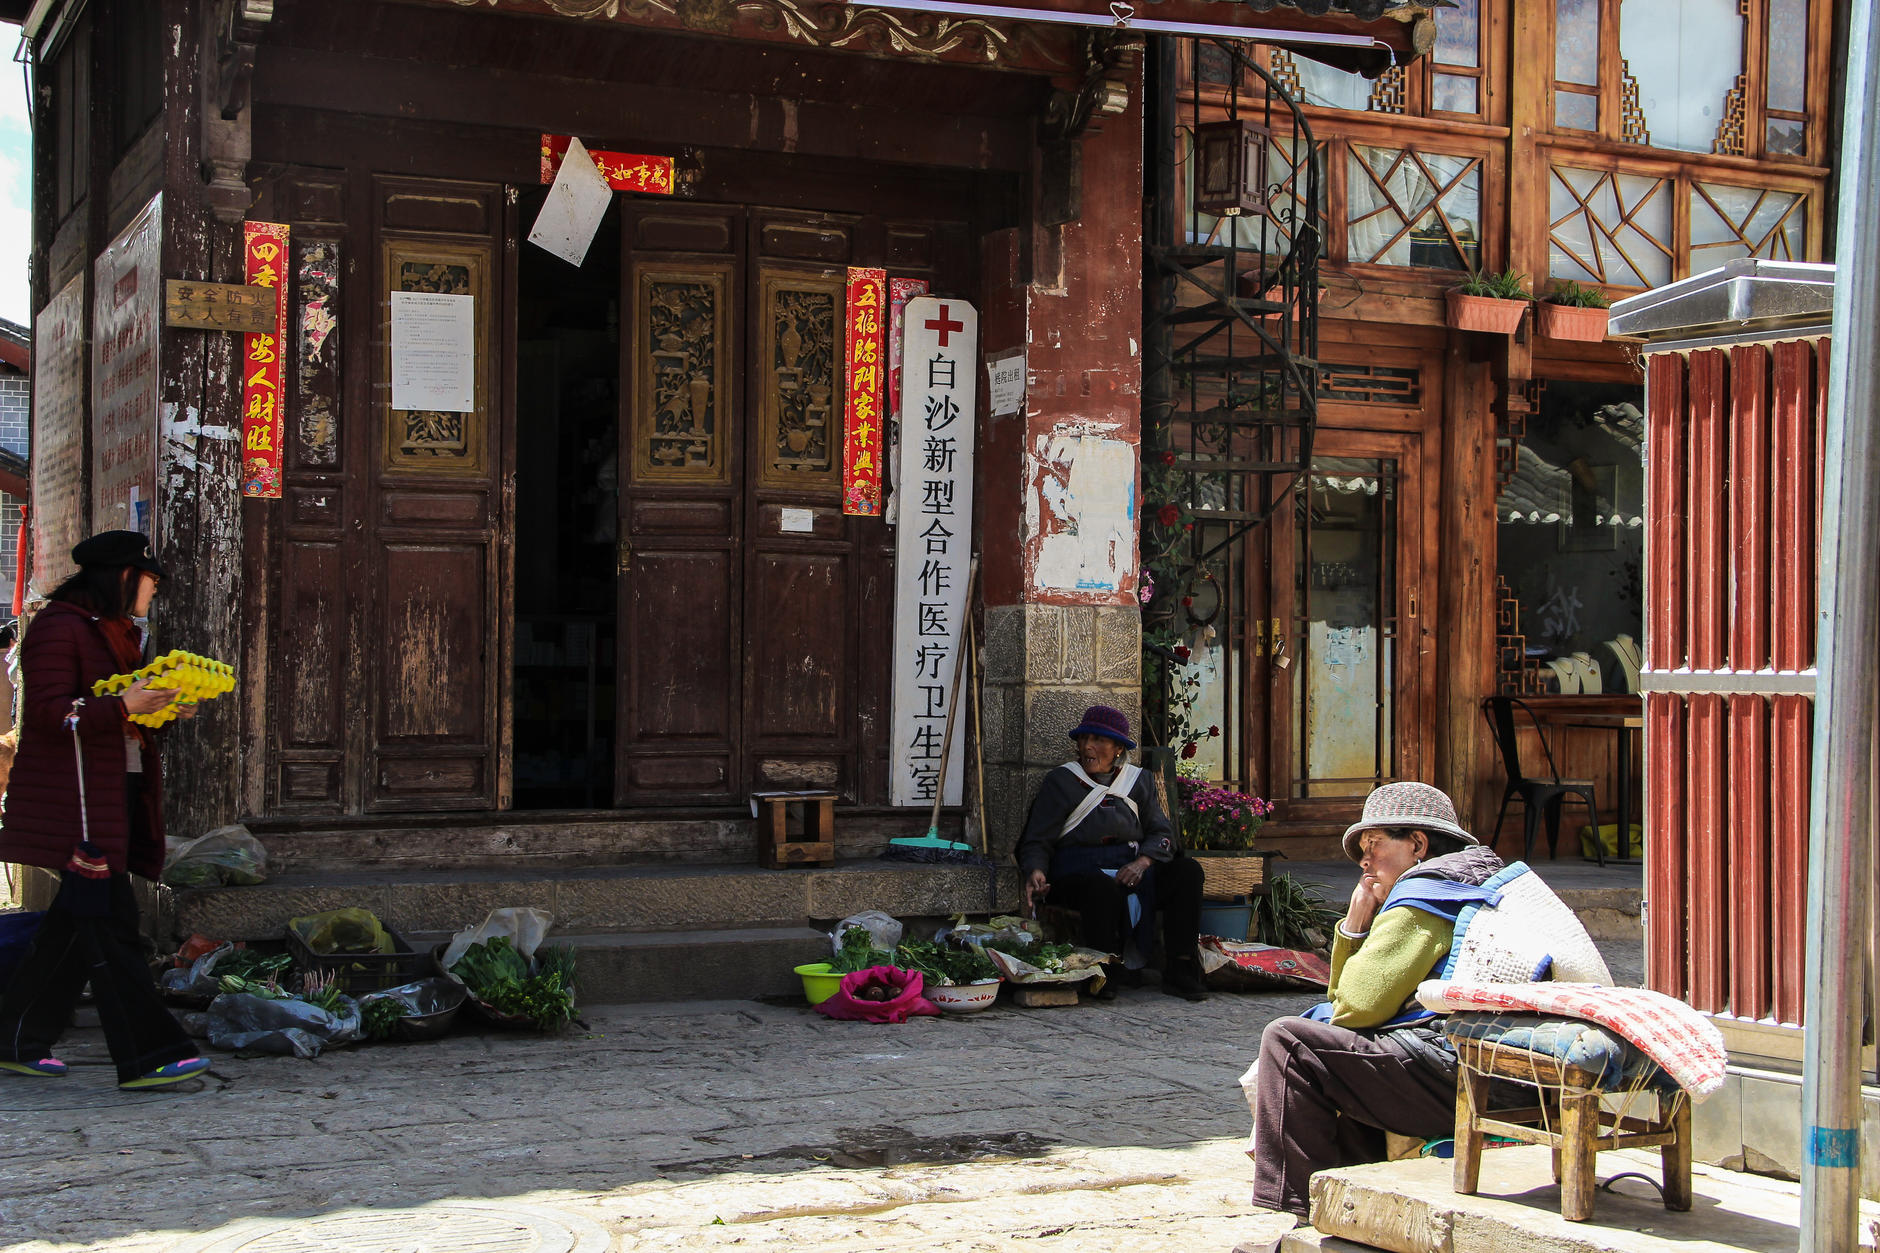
[614,203,955,806]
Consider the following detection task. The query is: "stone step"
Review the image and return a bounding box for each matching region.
[554,926,832,1004]
[169,858,1021,945]
[1295,1145,1880,1253]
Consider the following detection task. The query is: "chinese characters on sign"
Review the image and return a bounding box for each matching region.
[842,267,887,516]
[889,296,978,808]
[32,274,86,591]
[90,195,162,538]
[240,222,290,499]
[540,134,675,195]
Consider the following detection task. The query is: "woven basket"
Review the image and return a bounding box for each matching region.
[1190,850,1276,901]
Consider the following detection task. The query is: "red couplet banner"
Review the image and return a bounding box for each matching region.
[540,135,675,195]
[240,222,290,499]
[843,267,888,516]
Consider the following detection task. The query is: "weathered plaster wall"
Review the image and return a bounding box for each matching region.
[977,61,1145,858]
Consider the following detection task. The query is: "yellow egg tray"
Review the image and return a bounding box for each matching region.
[92,650,236,727]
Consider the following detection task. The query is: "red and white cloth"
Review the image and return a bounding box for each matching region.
[1417,979,1728,1098]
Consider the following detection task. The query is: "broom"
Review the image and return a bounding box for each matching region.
[882,558,986,866]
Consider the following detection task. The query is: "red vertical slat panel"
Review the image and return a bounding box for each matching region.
[1768,339,1821,1024]
[1727,345,1772,1020]
[1645,354,1688,998]
[1685,349,1730,1014]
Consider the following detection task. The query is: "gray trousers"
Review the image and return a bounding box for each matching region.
[1249,1015,1459,1218]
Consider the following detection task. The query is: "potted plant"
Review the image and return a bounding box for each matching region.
[1535,279,1612,342]
[1179,779,1277,918]
[1446,268,1531,335]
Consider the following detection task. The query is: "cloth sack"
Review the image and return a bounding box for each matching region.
[814,965,940,1022]
[1198,936,1329,992]
[1439,860,1612,986]
[1417,979,1728,1097]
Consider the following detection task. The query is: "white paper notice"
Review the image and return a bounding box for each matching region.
[987,351,1025,417]
[391,291,476,413]
[528,136,614,267]
[779,507,816,534]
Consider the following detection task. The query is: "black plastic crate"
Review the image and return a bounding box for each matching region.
[285,926,429,995]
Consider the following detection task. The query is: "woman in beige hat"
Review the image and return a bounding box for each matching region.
[1247,781,1507,1219]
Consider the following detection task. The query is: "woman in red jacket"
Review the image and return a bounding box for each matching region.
[0,531,209,1090]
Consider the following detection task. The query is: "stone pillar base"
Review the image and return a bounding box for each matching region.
[978,603,1141,864]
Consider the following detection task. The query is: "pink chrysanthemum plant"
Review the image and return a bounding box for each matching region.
[1176,779,1276,851]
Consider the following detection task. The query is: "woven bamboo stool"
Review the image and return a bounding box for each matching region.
[1452,1036,1692,1222]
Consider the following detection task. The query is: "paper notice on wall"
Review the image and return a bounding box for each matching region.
[528,136,614,267]
[987,351,1025,417]
[391,291,476,413]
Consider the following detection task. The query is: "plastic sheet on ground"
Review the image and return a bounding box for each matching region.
[984,945,1111,985]
[204,991,362,1058]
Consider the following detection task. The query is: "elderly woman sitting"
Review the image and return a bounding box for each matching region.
[1014,705,1208,1001]
[1249,781,1508,1218]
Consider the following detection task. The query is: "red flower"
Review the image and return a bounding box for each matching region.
[1208,725,1221,737]
[1156,503,1181,527]
[1161,450,1177,465]
[1173,645,1190,661]
[1180,742,1198,759]
[1181,596,1194,607]
[1183,523,1194,531]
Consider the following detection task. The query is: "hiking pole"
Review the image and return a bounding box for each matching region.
[969,605,987,856]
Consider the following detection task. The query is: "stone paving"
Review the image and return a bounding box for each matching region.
[1,941,1644,1253]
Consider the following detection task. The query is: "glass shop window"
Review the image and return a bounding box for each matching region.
[1495,380,1645,697]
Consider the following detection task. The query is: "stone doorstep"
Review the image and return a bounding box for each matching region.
[1297,1145,1880,1253]
[521,925,833,1004]
[168,858,1022,946]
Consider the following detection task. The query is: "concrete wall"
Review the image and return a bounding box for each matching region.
[1693,1063,1880,1199]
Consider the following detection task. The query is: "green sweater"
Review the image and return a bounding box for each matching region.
[1326,907,1456,1029]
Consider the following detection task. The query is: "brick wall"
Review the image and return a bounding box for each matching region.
[0,375,26,457]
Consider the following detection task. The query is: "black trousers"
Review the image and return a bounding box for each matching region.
[0,779,194,1083]
[1249,1015,1458,1219]
[1048,854,1205,965]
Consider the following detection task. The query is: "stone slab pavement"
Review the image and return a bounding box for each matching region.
[1,941,1644,1253]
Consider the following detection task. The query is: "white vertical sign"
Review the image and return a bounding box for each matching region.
[890,297,978,808]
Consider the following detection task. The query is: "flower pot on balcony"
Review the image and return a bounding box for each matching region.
[1535,301,1611,342]
[1445,291,1529,335]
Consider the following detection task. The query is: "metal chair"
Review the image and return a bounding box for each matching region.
[1481,695,1601,863]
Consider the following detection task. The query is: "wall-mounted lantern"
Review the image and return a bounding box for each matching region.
[1194,118,1271,218]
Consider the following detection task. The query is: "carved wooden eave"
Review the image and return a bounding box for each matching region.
[201,0,276,223]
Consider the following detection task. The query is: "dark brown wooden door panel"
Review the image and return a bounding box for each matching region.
[374,542,490,743]
[277,539,346,750]
[751,550,848,738]
[623,547,740,745]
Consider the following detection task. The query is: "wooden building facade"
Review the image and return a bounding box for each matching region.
[6,0,1433,879]
[1151,0,1844,857]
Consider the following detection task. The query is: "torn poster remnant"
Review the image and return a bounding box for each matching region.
[1029,434,1135,594]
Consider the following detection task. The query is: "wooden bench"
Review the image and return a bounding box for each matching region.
[1452,1036,1691,1223]
[752,791,836,868]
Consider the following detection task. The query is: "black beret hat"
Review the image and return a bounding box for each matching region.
[71,530,166,579]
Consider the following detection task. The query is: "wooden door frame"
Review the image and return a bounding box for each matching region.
[1254,365,1443,832]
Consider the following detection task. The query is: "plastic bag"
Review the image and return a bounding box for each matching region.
[831,910,903,957]
[440,906,553,973]
[204,990,361,1058]
[0,911,43,988]
[946,915,1042,952]
[289,908,392,956]
[814,965,938,1022]
[160,941,237,1001]
[162,825,269,888]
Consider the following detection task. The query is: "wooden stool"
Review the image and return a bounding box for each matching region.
[752,791,836,868]
[1452,1036,1692,1223]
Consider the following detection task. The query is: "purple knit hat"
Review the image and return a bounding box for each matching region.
[1068,705,1135,750]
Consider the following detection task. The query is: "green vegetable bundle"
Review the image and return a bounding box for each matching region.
[981,937,1077,973]
[449,937,577,1031]
[215,950,293,983]
[892,939,998,986]
[361,997,411,1041]
[829,926,896,974]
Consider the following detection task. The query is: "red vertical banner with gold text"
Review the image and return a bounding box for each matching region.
[842,267,888,516]
[240,221,290,498]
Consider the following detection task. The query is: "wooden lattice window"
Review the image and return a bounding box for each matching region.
[1319,364,1423,407]
[1346,144,1482,271]
[1265,0,1484,120]
[1552,0,1822,162]
[1689,181,1809,266]
[1547,166,1673,288]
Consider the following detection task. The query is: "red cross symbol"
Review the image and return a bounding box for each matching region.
[925,304,965,347]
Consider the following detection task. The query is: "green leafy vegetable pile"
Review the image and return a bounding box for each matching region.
[218,974,293,1000]
[981,937,1077,973]
[449,937,577,1031]
[361,997,411,1041]
[216,950,293,983]
[892,939,998,986]
[830,926,896,974]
